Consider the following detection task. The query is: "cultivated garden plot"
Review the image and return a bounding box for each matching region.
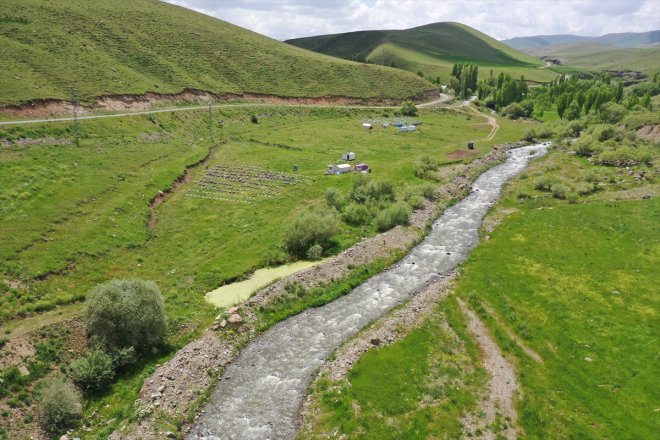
[187,164,312,203]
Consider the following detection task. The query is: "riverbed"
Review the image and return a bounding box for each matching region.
[188,144,549,440]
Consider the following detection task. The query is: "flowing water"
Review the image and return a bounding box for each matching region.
[188,144,549,440]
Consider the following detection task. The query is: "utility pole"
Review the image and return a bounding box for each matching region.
[71,85,80,145]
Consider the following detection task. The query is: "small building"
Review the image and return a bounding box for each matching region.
[343,152,356,161]
[362,123,372,129]
[325,163,352,175]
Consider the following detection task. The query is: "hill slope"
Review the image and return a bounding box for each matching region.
[286,22,558,83]
[528,43,660,76]
[503,30,660,51]
[0,0,433,106]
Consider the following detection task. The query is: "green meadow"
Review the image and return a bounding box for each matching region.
[302,145,659,438]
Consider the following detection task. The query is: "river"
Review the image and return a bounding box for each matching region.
[187,144,549,440]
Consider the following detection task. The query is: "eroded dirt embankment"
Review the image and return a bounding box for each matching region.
[0,88,440,119]
[109,141,528,440]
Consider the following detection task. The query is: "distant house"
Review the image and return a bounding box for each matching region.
[343,152,356,161]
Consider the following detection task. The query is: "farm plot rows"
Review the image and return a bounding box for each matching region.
[187,164,312,203]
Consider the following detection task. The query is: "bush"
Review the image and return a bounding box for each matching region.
[350,177,396,203]
[594,146,652,166]
[250,115,259,124]
[599,102,627,124]
[283,209,339,258]
[373,203,411,232]
[85,279,167,352]
[39,378,81,433]
[306,244,323,260]
[593,124,617,142]
[401,101,418,116]
[325,187,345,210]
[341,203,372,226]
[574,135,599,157]
[550,183,569,199]
[413,155,440,179]
[505,102,525,120]
[533,176,556,191]
[70,349,115,394]
[420,182,437,200]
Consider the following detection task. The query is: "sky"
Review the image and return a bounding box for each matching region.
[162,0,660,41]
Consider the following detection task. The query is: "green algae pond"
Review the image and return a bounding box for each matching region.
[205,260,326,308]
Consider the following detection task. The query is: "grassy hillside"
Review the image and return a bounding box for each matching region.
[504,30,660,51]
[530,43,660,75]
[287,22,558,83]
[0,0,433,106]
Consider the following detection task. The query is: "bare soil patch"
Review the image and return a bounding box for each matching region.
[636,124,660,142]
[447,149,479,160]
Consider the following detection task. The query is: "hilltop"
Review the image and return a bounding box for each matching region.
[286,22,558,83]
[503,30,660,51]
[0,0,434,107]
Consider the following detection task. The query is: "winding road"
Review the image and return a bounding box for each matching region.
[187,144,549,440]
[0,94,453,126]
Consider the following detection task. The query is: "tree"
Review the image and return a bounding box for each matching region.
[401,101,418,116]
[615,82,624,103]
[599,102,626,124]
[641,92,652,110]
[565,101,581,121]
[556,94,571,119]
[85,279,167,351]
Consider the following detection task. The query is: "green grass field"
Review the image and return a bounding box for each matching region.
[0,105,525,324]
[0,104,530,438]
[301,144,659,438]
[0,0,432,106]
[287,22,558,84]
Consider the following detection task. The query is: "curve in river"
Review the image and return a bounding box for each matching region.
[187,144,549,440]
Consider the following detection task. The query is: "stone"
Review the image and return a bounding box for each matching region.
[369,338,381,346]
[227,306,238,315]
[165,432,176,439]
[158,385,166,393]
[228,313,242,324]
[59,435,69,440]
[220,319,227,328]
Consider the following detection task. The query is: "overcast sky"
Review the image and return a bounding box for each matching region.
[163,0,659,41]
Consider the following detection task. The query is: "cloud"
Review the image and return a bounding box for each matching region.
[163,0,660,41]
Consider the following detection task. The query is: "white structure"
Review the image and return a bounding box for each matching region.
[362,123,372,129]
[398,125,416,132]
[334,164,352,174]
[342,152,356,161]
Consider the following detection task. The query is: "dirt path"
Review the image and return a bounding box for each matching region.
[0,93,445,126]
[459,298,519,439]
[185,145,547,440]
[417,93,453,108]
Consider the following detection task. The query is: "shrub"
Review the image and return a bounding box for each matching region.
[599,102,627,124]
[405,194,425,210]
[70,349,115,394]
[341,203,372,226]
[594,146,643,166]
[550,183,569,199]
[593,124,617,142]
[250,115,259,124]
[420,182,437,200]
[522,128,537,141]
[533,176,556,191]
[325,187,345,210]
[85,279,167,352]
[283,209,339,258]
[401,101,418,116]
[505,102,525,120]
[350,177,396,203]
[574,135,599,157]
[306,244,323,260]
[39,378,81,433]
[374,203,411,232]
[413,155,440,179]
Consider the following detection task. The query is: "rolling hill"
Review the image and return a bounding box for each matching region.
[0,0,434,107]
[286,22,559,83]
[503,30,660,52]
